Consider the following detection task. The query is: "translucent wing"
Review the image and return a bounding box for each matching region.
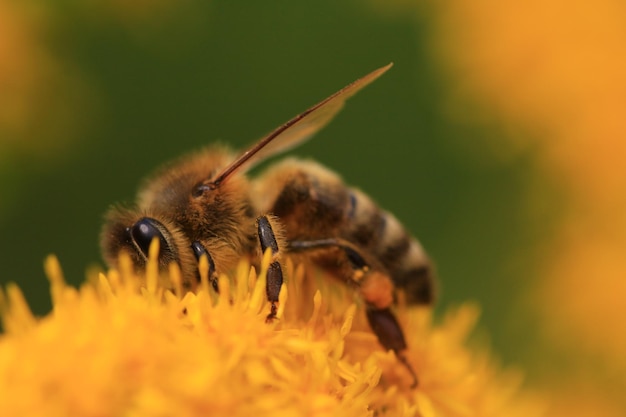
[210,63,393,187]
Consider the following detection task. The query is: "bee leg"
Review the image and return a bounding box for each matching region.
[288,238,370,279]
[365,306,418,387]
[257,215,284,322]
[289,238,418,387]
[191,241,219,293]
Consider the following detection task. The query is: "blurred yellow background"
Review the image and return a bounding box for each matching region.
[1,1,624,415]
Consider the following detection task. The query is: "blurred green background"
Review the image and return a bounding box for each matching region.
[0,1,551,369]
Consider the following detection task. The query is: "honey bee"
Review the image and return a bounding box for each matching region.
[101,63,435,386]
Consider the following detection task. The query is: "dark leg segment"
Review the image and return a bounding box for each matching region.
[257,216,283,322]
[288,238,370,274]
[289,237,418,387]
[191,241,219,293]
[365,307,407,352]
[366,307,418,387]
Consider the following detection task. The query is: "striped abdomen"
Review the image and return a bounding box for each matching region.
[259,158,435,305]
[342,188,435,305]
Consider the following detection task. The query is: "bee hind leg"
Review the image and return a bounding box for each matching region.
[366,306,418,387]
[257,215,284,322]
[288,238,370,279]
[288,238,418,387]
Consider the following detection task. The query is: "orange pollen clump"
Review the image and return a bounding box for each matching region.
[359,271,394,309]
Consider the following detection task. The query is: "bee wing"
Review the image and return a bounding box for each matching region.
[211,63,393,186]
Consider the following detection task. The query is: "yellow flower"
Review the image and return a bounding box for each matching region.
[0,246,542,417]
[420,1,626,413]
[428,0,626,367]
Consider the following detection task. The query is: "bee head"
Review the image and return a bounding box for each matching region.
[100,208,197,286]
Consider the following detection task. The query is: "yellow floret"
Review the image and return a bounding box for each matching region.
[0,245,543,417]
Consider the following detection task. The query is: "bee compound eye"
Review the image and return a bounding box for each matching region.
[130,217,169,258]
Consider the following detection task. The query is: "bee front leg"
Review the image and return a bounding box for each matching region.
[257,215,284,322]
[191,241,219,293]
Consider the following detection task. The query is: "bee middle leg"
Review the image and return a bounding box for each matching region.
[257,215,284,322]
[288,238,418,386]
